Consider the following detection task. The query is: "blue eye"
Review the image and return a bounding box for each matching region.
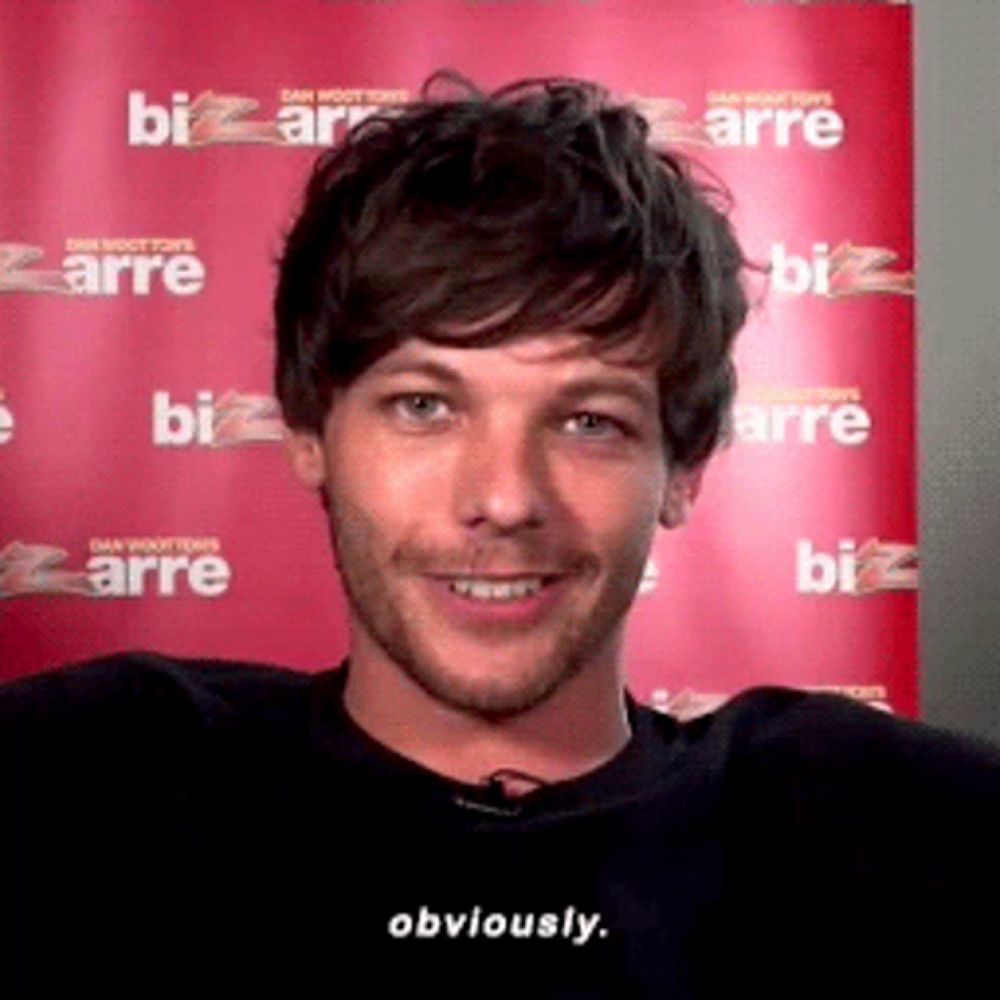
[564,412,626,438]
[389,393,451,423]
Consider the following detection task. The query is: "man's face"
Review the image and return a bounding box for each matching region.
[290,332,696,719]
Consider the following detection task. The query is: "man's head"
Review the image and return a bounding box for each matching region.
[276,72,753,719]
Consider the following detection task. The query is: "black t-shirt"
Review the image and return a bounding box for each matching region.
[4,651,1000,999]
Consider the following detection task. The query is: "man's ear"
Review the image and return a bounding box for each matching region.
[283,427,328,491]
[658,463,705,529]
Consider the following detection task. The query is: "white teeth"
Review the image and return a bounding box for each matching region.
[449,577,544,601]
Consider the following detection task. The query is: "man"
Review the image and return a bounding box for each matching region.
[5,73,1000,999]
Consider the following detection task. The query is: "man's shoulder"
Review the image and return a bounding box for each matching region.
[707,685,1000,866]
[1,650,323,742]
[716,683,1000,777]
[662,688,1000,988]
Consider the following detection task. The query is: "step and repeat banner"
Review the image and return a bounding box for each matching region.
[0,0,915,716]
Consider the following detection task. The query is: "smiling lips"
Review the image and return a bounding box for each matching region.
[452,578,542,601]
[423,572,571,624]
[432,573,564,602]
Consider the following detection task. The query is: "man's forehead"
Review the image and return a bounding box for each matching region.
[365,332,659,383]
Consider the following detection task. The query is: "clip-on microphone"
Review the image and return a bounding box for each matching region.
[452,767,549,816]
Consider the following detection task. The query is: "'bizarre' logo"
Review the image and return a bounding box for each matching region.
[152,391,285,447]
[796,538,918,596]
[0,538,231,599]
[770,242,914,297]
[127,88,408,148]
[606,90,845,152]
[127,87,842,153]
[705,90,844,149]
[734,386,872,447]
[0,239,205,296]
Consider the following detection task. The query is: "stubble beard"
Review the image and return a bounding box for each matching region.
[324,493,647,720]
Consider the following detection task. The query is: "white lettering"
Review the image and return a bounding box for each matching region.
[152,390,215,446]
[829,404,871,446]
[276,103,379,145]
[796,539,857,595]
[188,555,231,597]
[706,106,844,149]
[771,242,831,296]
[0,402,13,444]
[62,253,204,296]
[85,553,231,597]
[127,91,189,146]
[734,402,872,446]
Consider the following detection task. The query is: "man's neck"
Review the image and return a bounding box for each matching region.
[341,646,633,790]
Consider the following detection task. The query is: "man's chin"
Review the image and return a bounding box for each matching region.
[398,654,576,720]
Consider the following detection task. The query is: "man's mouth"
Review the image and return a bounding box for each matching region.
[423,572,568,610]
[444,576,554,602]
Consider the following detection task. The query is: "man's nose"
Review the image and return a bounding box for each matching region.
[453,421,553,533]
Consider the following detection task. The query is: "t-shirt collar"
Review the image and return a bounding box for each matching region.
[308,657,681,822]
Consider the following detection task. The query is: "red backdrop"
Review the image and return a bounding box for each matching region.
[0,0,916,716]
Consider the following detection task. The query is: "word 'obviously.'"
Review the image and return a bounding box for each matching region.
[387,906,607,946]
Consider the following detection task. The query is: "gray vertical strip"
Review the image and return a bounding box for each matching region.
[915,0,1000,740]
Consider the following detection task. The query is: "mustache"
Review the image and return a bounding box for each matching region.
[391,540,597,576]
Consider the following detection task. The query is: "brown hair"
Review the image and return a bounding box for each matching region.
[275,71,758,470]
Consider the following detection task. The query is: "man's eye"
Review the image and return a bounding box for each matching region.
[388,393,451,423]
[564,412,627,439]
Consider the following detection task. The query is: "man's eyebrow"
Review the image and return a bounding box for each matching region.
[367,359,657,410]
[367,359,465,385]
[553,376,658,411]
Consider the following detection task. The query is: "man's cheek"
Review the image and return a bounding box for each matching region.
[368,454,447,510]
[587,482,657,539]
